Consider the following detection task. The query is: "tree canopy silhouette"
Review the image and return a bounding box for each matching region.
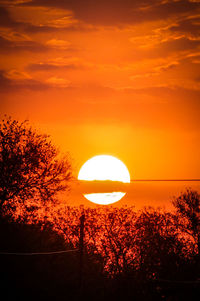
[1,189,200,301]
[173,189,200,237]
[0,116,72,218]
[173,189,200,266]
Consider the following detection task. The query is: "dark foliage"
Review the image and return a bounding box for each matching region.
[0,218,80,301]
[173,189,200,252]
[1,190,200,300]
[0,116,72,218]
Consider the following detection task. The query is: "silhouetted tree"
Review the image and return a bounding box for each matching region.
[134,208,186,281]
[173,189,200,272]
[0,116,72,218]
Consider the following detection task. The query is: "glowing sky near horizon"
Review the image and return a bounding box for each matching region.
[0,0,200,201]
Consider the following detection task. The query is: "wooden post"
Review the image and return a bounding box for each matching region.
[79,213,85,291]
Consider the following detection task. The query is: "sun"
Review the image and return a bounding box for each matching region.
[78,155,130,205]
[78,155,130,183]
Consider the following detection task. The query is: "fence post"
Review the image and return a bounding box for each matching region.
[79,212,85,291]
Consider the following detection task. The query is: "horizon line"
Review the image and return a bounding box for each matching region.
[78,179,200,183]
[131,179,200,182]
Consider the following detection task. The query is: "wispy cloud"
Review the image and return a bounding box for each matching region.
[0,69,48,91]
[16,0,200,26]
[46,76,71,88]
[46,39,71,50]
[0,35,48,52]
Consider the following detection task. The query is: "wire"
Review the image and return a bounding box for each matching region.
[0,249,78,256]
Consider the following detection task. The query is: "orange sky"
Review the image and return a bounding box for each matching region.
[0,0,200,206]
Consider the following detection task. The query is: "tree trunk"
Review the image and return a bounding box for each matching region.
[0,190,7,217]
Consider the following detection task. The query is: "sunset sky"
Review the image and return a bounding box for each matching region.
[0,0,200,207]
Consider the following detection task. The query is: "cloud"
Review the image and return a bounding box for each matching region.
[79,180,129,194]
[23,22,95,34]
[0,5,94,34]
[0,70,11,88]
[27,63,80,71]
[26,57,93,71]
[43,14,79,29]
[46,76,71,88]
[0,29,31,42]
[23,24,60,33]
[0,70,48,91]
[5,69,32,80]
[0,0,31,4]
[169,16,200,38]
[130,71,159,80]
[129,61,180,80]
[0,69,73,91]
[158,36,200,53]
[46,39,71,49]
[0,26,50,53]
[154,61,179,72]
[130,33,200,60]
[18,0,200,26]
[27,62,80,71]
[27,63,64,71]
[0,7,60,32]
[0,35,48,52]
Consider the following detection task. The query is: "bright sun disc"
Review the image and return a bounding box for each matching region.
[78,155,130,183]
[78,155,130,205]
